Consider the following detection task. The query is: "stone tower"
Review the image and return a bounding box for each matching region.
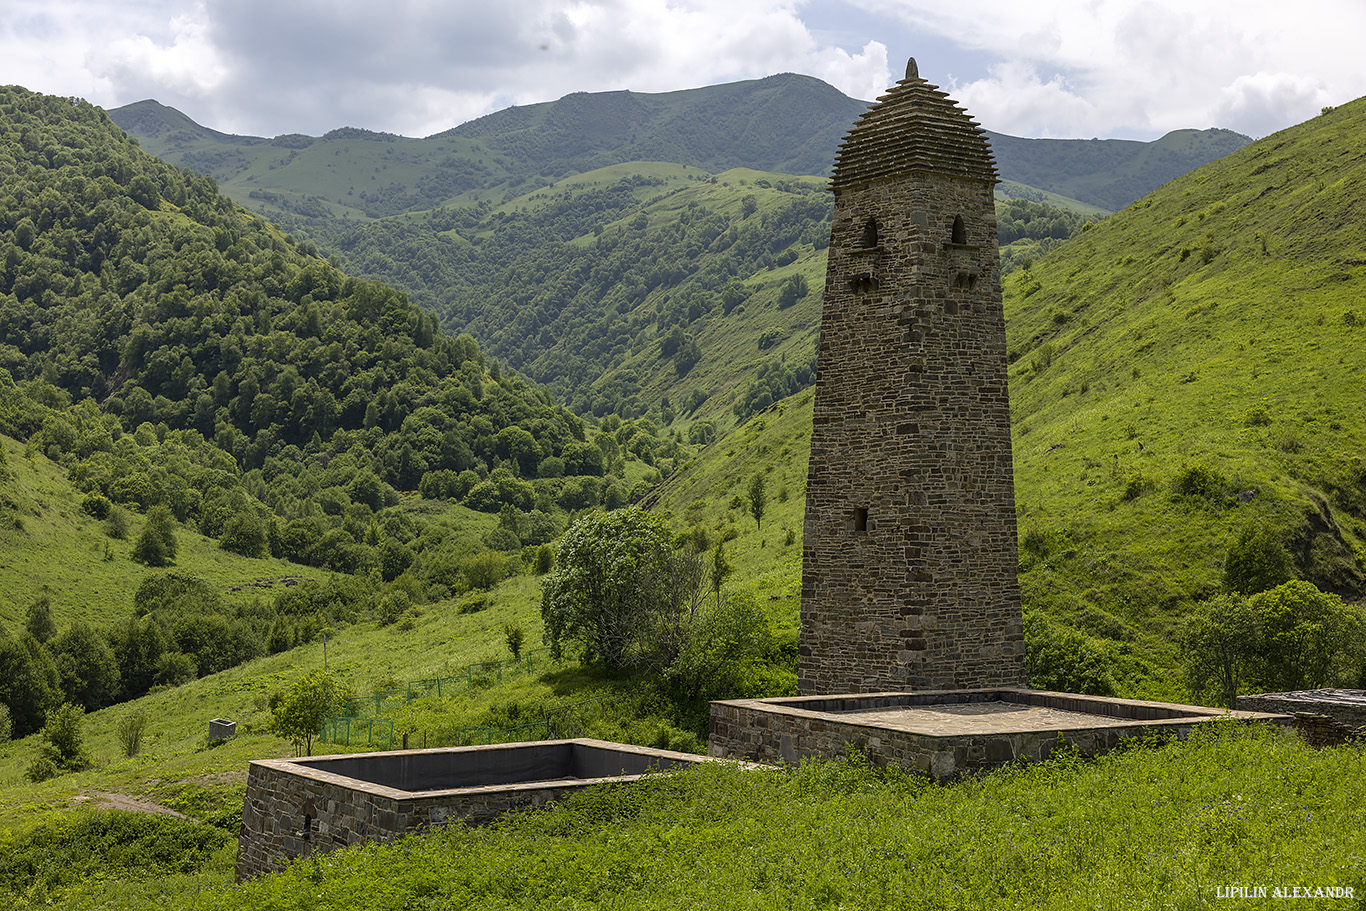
[798,59,1026,694]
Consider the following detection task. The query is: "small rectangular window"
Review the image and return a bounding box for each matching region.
[853,508,868,532]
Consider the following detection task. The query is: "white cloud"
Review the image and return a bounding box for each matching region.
[809,40,891,103]
[1,0,1364,139]
[846,0,1366,138]
[1214,72,1332,139]
[952,60,1098,138]
[89,8,227,102]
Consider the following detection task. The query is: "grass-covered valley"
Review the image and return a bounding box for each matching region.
[0,76,1361,908]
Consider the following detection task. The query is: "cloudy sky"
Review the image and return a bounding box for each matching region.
[4,0,1363,142]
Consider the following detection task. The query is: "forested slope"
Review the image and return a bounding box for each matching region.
[0,86,682,618]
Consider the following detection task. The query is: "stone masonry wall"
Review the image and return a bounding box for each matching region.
[1235,691,1366,728]
[800,158,1025,693]
[710,693,1289,779]
[237,758,595,880]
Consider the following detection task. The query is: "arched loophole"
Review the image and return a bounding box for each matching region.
[861,218,879,248]
[951,214,967,245]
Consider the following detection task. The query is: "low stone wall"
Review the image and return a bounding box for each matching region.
[237,739,712,881]
[710,689,1289,780]
[1288,713,1364,748]
[1235,690,1366,731]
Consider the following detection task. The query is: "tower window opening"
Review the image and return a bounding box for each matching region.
[951,214,967,245]
[853,508,869,533]
[861,218,879,248]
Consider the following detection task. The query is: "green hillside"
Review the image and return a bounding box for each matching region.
[1000,97,1366,663]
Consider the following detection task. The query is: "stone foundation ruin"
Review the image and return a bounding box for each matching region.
[237,739,714,880]
[710,689,1288,779]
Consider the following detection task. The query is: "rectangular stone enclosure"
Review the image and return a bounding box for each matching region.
[709,689,1289,779]
[237,738,714,880]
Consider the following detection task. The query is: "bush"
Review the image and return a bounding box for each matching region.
[1024,612,1116,696]
[131,506,178,566]
[219,511,267,557]
[117,709,148,757]
[25,595,56,643]
[777,274,808,309]
[1173,463,1226,501]
[104,505,130,539]
[25,755,59,783]
[1223,524,1293,595]
[153,651,197,687]
[505,623,525,660]
[81,493,112,520]
[376,590,412,626]
[0,703,11,742]
[464,551,509,590]
[34,703,91,775]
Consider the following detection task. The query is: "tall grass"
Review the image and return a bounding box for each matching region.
[200,722,1363,910]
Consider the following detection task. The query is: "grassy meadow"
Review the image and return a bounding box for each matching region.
[5,721,1361,909]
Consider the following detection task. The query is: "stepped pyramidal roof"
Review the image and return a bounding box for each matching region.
[831,58,999,189]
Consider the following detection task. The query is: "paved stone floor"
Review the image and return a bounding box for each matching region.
[826,700,1201,735]
[1280,689,1366,706]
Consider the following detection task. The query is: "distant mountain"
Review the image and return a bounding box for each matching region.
[109,76,1249,217]
[985,127,1253,212]
[103,78,1251,426]
[438,74,867,178]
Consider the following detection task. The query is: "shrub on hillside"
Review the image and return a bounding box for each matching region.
[376,591,412,626]
[463,551,509,590]
[219,511,268,557]
[103,505,131,539]
[1023,612,1117,696]
[1223,524,1293,595]
[25,596,57,643]
[27,703,91,781]
[117,709,148,757]
[131,506,178,566]
[1173,463,1227,501]
[81,493,112,520]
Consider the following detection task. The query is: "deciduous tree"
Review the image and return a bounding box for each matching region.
[269,670,353,756]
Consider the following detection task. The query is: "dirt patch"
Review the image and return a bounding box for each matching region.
[70,792,188,818]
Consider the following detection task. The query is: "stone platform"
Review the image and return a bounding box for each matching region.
[709,688,1289,779]
[237,738,714,880]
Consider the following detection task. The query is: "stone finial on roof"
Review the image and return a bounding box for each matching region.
[830,63,998,189]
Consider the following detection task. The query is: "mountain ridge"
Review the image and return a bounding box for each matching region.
[109,74,1250,215]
